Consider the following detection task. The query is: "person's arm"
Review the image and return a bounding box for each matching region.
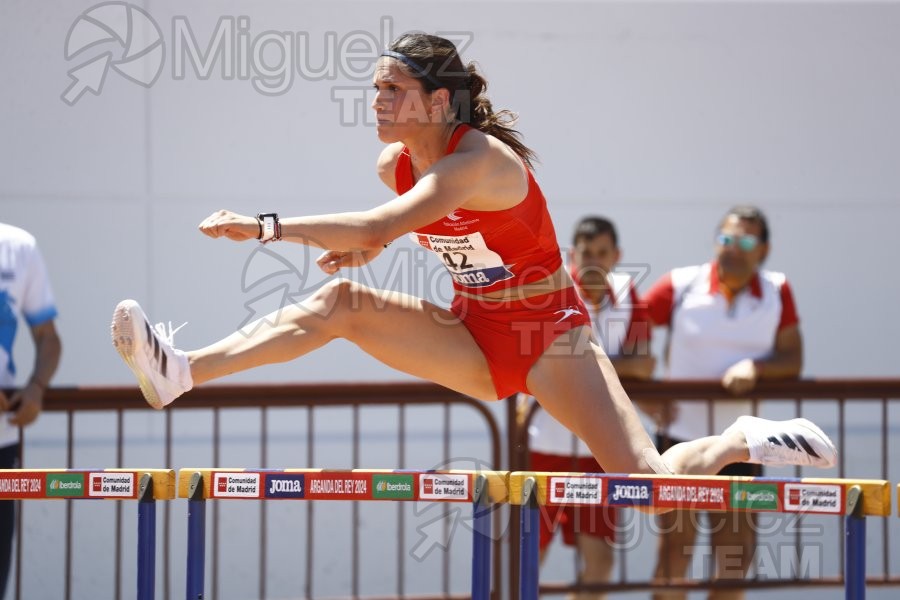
[8,320,61,427]
[631,275,675,423]
[756,325,803,377]
[721,325,802,395]
[722,279,802,395]
[617,348,665,421]
[611,285,656,380]
[196,134,525,251]
[610,352,655,381]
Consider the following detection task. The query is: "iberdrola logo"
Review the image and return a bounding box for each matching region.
[731,482,778,510]
[373,475,414,499]
[46,474,85,497]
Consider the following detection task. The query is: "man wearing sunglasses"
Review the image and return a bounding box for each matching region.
[642,205,802,600]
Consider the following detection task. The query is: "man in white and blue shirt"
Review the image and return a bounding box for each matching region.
[0,222,62,596]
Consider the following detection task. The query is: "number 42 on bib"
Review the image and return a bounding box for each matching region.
[412,231,515,288]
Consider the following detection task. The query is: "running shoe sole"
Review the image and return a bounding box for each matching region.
[111,300,165,410]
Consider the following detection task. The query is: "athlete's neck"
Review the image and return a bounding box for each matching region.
[405,121,461,176]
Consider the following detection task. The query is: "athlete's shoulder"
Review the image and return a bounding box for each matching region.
[455,126,507,160]
[452,126,528,187]
[377,142,406,192]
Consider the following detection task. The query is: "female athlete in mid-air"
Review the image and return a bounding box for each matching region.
[111,33,835,478]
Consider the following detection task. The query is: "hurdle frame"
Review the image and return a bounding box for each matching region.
[0,468,174,600]
[510,473,891,600]
[177,468,509,600]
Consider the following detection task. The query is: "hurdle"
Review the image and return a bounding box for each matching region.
[509,473,891,600]
[176,468,509,600]
[0,468,175,600]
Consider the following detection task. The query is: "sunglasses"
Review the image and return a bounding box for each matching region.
[716,233,760,252]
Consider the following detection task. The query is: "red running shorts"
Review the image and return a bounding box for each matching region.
[450,286,591,399]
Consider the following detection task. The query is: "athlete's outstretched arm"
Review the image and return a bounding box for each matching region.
[197,137,516,251]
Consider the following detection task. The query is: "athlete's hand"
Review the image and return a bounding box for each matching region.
[198,210,259,241]
[316,248,382,274]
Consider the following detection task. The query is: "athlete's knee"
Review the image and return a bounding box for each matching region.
[307,279,374,336]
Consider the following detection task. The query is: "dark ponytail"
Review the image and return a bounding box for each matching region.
[462,62,536,168]
[386,33,537,168]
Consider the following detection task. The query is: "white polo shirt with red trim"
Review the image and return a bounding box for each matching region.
[529,272,651,456]
[644,261,799,441]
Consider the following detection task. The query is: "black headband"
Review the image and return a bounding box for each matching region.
[380,50,444,89]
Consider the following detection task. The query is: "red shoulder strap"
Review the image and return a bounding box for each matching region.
[394,125,472,194]
[446,124,472,154]
[394,147,414,194]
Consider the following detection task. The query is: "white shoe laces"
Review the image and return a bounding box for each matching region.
[152,321,187,347]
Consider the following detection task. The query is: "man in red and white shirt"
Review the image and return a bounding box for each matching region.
[526,216,654,598]
[643,206,802,600]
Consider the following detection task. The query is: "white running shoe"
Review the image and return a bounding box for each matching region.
[111,299,192,410]
[724,415,837,468]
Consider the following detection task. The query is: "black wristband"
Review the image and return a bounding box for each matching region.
[257,213,280,242]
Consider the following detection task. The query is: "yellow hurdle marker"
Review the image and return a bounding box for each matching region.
[0,468,175,600]
[177,468,510,600]
[508,473,888,600]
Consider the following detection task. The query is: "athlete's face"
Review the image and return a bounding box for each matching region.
[371,59,446,143]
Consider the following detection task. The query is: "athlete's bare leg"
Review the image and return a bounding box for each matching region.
[525,331,680,475]
[526,331,789,478]
[660,433,750,475]
[187,279,499,400]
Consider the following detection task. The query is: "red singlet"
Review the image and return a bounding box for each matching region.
[397,124,563,293]
[394,124,590,398]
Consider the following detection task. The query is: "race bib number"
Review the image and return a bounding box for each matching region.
[411,232,514,288]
